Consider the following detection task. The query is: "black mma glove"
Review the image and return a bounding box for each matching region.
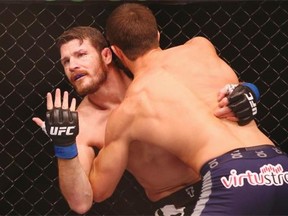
[45,107,79,159]
[227,82,260,126]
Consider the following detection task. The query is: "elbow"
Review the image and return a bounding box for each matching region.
[69,201,93,214]
[93,192,111,203]
[92,189,113,203]
[64,191,93,214]
[89,176,114,202]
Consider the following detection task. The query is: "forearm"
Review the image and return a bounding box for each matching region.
[58,157,93,214]
[41,90,94,213]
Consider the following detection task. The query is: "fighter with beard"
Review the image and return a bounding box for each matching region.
[33,26,259,214]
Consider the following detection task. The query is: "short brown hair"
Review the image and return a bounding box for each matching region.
[105,3,159,60]
[57,26,108,53]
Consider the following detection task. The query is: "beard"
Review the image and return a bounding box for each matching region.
[73,62,108,96]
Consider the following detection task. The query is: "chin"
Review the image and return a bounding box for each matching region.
[75,71,106,96]
[76,83,100,96]
[76,87,93,96]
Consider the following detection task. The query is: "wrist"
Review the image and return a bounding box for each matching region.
[54,143,78,159]
[242,82,260,102]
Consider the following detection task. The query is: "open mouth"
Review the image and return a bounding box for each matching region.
[74,74,85,81]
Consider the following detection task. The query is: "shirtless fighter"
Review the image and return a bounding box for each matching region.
[90,3,288,215]
[33,26,260,215]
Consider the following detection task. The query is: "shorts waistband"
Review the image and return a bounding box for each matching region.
[152,181,202,209]
[200,145,286,175]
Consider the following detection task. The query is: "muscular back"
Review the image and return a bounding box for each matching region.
[110,37,273,176]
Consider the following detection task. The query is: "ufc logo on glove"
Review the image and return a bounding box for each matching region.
[244,93,257,115]
[45,107,79,159]
[49,126,76,136]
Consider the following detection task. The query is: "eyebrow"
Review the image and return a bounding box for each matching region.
[60,56,68,63]
[60,49,87,63]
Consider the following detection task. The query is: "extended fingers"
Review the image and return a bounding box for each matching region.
[47,92,53,110]
[62,91,76,111]
[54,88,62,108]
[32,117,44,127]
[70,98,76,111]
[62,91,69,109]
[47,89,61,109]
[47,88,75,110]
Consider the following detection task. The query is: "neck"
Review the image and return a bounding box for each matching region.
[87,64,131,110]
[125,48,162,76]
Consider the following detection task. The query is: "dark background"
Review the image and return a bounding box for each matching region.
[1,0,287,215]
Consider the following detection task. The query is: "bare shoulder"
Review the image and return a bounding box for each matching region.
[185,36,212,45]
[185,36,216,53]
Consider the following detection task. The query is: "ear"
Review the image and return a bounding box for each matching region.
[157,31,160,42]
[111,45,126,62]
[111,45,121,59]
[111,45,128,68]
[101,47,113,64]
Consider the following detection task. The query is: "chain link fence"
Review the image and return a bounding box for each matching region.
[1,0,287,215]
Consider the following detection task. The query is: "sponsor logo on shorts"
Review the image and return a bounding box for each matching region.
[221,164,288,188]
[185,186,195,198]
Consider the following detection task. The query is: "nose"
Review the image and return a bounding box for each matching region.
[69,57,80,72]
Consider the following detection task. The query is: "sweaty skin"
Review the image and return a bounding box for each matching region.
[90,36,273,201]
[33,36,248,213]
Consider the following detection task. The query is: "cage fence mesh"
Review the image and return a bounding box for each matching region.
[0,0,287,215]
